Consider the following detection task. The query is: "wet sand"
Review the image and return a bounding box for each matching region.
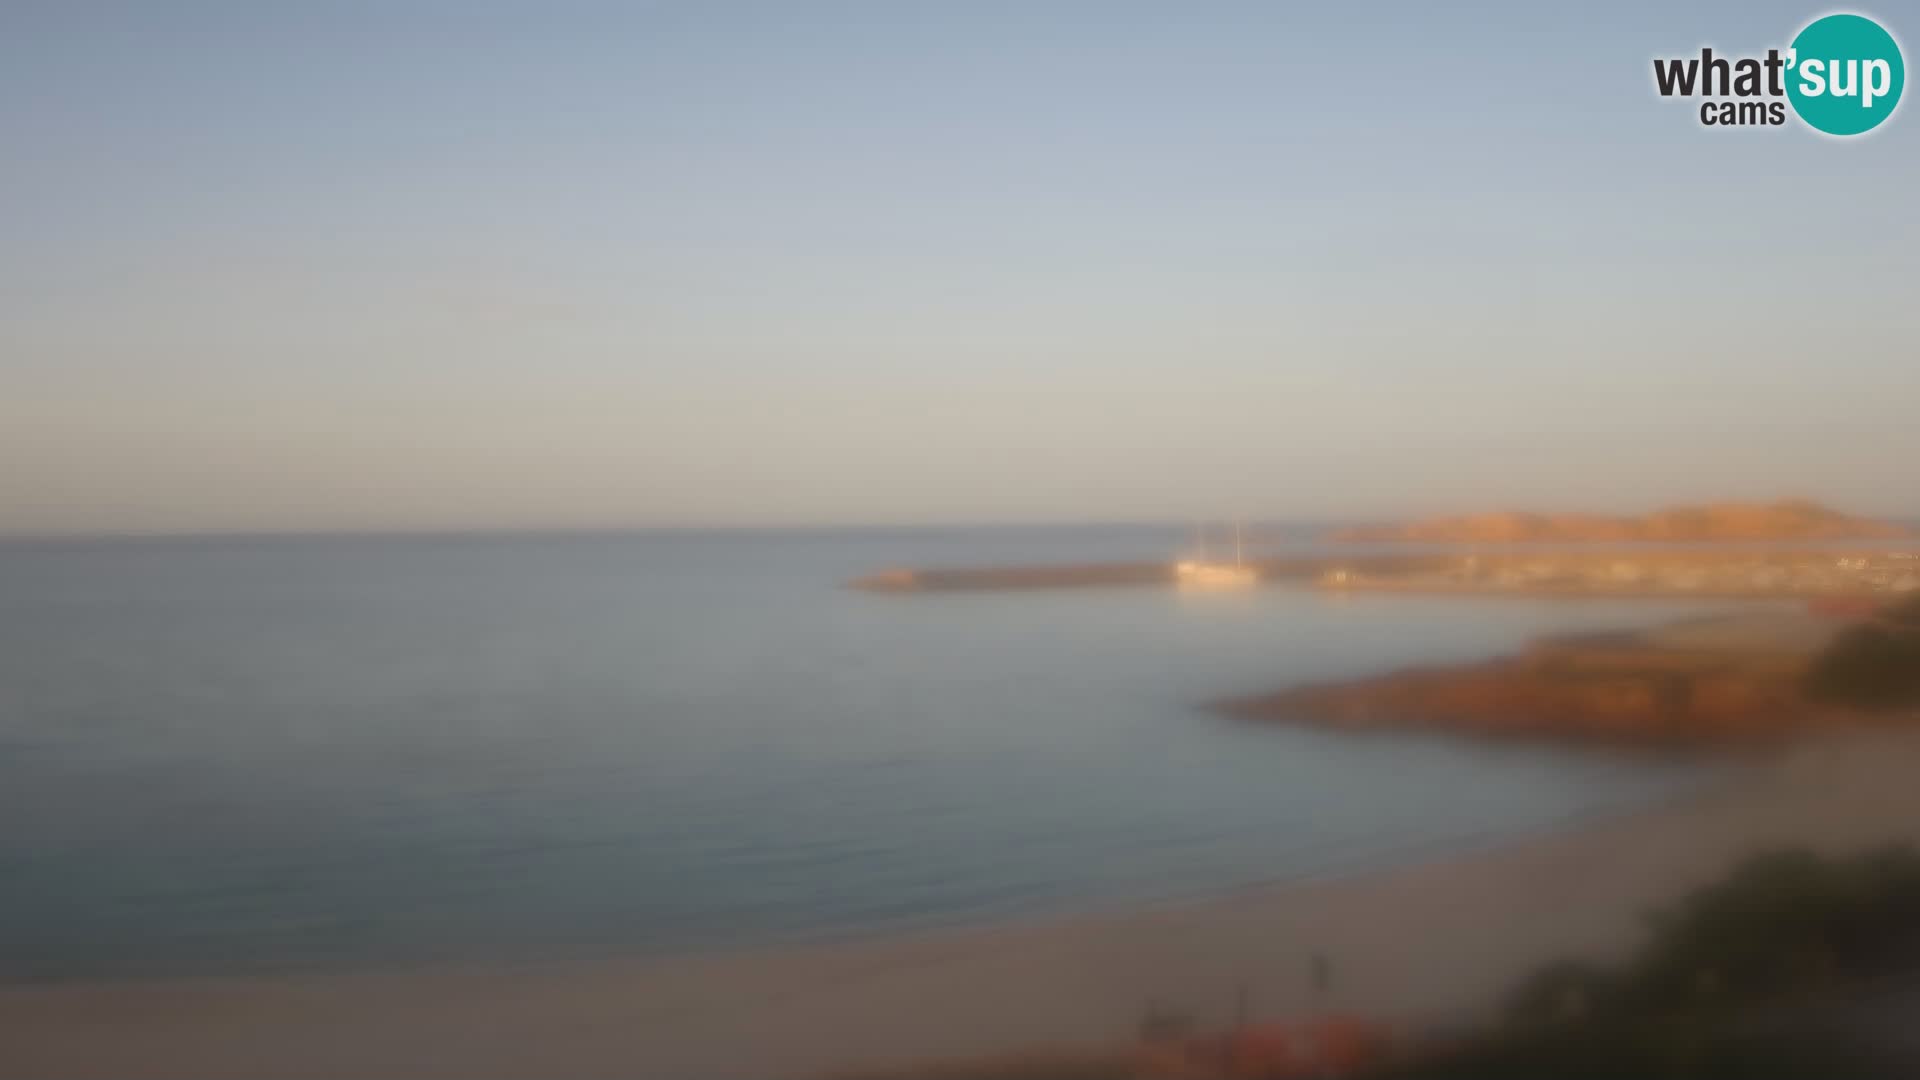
[7,725,1920,1080]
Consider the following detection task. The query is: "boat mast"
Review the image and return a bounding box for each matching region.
[1234,517,1244,567]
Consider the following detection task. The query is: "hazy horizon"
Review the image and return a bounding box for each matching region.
[3,503,1918,543]
[5,1,1917,535]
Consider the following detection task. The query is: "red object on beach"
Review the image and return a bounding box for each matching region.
[1151,1014,1394,1078]
[1224,1023,1294,1077]
[1807,597,1879,619]
[1303,1014,1392,1074]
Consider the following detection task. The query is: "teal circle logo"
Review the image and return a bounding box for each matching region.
[1786,13,1904,136]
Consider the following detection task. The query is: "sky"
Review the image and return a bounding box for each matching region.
[2,1,1916,534]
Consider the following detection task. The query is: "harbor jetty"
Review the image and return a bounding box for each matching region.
[846,554,1451,593]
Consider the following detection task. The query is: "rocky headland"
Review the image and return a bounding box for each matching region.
[1214,608,1917,747]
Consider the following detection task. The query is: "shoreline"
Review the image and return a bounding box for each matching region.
[8,727,1920,1079]
[0,761,1702,990]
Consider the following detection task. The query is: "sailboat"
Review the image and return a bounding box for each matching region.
[1175,518,1259,588]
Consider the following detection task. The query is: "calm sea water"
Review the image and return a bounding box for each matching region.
[0,528,1725,982]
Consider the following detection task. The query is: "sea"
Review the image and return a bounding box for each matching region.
[0,526,1731,982]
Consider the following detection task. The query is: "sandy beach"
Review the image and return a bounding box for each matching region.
[6,723,1920,1080]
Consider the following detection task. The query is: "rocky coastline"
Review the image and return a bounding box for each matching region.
[1213,611,1876,747]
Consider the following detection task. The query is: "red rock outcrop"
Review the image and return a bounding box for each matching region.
[1216,639,1816,746]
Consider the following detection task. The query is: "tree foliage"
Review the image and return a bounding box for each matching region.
[1804,596,1920,709]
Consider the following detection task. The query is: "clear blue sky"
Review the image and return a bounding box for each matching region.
[2,1,1915,533]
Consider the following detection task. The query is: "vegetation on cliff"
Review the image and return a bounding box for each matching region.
[1380,846,1920,1079]
[1804,595,1920,710]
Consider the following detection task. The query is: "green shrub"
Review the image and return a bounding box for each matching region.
[1804,601,1920,708]
[1386,847,1920,1079]
[1625,847,1920,1011]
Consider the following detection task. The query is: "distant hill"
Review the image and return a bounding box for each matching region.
[1331,500,1909,544]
